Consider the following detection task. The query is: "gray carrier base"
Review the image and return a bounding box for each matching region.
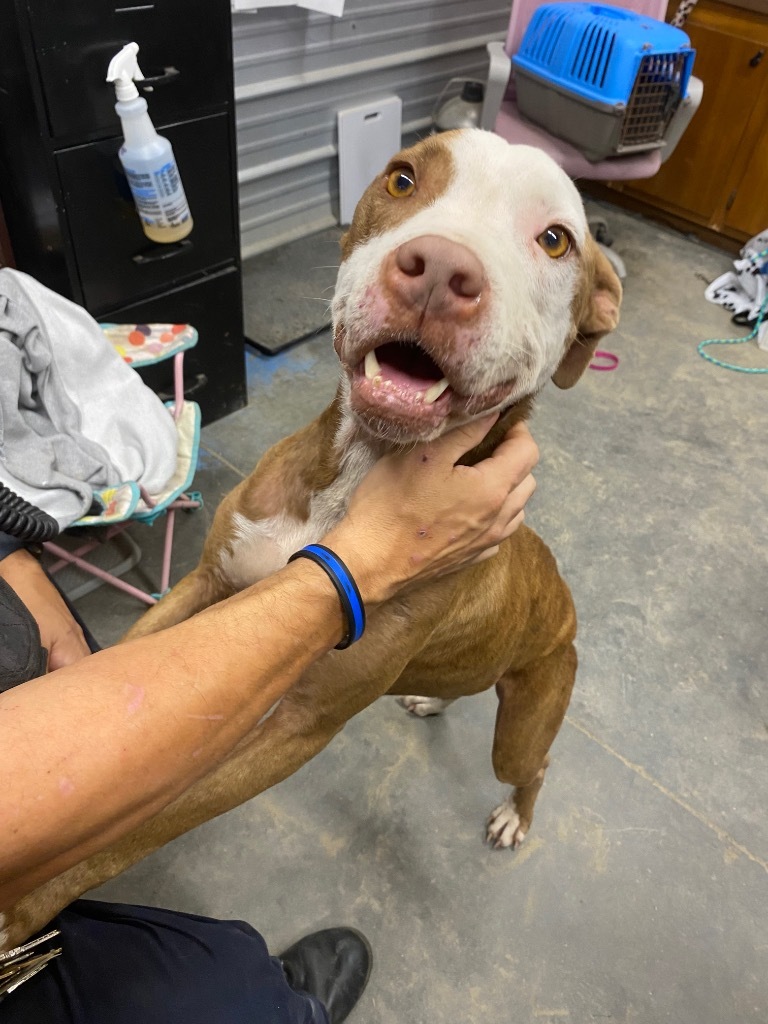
[515,66,673,163]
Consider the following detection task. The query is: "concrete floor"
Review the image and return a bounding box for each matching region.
[69,205,767,1022]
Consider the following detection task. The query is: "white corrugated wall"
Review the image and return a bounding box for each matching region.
[233,0,509,258]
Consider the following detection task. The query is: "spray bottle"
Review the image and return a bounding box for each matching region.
[107,42,193,244]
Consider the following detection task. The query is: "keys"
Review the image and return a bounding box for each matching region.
[0,929,62,999]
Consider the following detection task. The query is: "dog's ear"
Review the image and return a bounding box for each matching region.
[552,239,622,389]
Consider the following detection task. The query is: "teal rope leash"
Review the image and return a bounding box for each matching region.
[698,245,768,374]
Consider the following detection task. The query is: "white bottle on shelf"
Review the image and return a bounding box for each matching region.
[106,42,193,244]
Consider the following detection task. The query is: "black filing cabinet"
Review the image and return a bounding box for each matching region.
[0,0,247,424]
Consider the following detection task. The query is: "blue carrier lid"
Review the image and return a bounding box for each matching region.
[512,3,695,107]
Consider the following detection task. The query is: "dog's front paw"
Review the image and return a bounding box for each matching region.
[486,798,528,850]
[396,695,452,717]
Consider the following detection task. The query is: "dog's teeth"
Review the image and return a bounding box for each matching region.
[423,378,450,404]
[364,350,381,381]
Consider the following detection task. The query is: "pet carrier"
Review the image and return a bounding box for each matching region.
[511,3,695,162]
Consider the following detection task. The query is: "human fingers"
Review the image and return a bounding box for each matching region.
[426,412,499,466]
[324,418,537,602]
[431,503,528,579]
[473,420,539,487]
[495,473,536,535]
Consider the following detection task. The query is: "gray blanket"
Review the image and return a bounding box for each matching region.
[0,269,177,530]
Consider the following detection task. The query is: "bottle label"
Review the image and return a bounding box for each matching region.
[124,162,192,229]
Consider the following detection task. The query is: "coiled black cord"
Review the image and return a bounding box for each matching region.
[0,483,59,542]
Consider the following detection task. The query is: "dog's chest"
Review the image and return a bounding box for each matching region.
[218,437,376,592]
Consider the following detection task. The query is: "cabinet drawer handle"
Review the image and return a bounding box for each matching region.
[750,49,764,68]
[132,239,193,265]
[140,66,181,89]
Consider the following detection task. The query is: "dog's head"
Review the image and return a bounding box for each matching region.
[332,130,622,444]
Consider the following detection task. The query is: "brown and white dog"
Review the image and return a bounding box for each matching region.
[3,130,621,947]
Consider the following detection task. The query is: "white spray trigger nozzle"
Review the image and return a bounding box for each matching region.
[107,42,145,101]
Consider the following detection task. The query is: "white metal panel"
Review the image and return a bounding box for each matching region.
[338,96,402,224]
[234,0,510,257]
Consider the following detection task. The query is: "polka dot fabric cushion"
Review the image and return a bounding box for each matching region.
[99,323,198,368]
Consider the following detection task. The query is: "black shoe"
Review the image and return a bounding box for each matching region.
[278,927,372,1024]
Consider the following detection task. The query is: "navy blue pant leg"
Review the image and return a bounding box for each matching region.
[3,900,329,1024]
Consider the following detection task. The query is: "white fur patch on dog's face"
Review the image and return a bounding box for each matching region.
[333,132,589,443]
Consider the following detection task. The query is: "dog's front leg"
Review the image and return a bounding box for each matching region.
[3,698,343,947]
[486,641,577,849]
[121,568,234,641]
[3,604,433,948]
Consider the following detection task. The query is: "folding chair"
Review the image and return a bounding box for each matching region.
[43,323,202,605]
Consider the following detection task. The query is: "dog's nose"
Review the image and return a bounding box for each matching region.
[388,235,485,314]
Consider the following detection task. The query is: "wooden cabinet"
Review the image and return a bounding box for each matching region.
[602,1,768,248]
[721,73,768,236]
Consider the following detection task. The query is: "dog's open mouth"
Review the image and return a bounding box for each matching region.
[351,340,454,427]
[345,332,518,440]
[365,341,452,405]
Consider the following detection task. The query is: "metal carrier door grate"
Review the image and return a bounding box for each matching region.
[620,52,688,146]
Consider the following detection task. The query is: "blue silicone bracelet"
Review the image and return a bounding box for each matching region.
[288,544,366,649]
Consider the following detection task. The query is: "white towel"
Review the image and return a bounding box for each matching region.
[0,268,177,530]
[705,230,768,350]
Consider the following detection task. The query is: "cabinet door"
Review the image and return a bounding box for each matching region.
[722,73,768,237]
[23,0,232,144]
[624,18,768,225]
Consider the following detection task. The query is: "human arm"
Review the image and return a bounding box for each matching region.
[0,546,90,671]
[0,417,537,907]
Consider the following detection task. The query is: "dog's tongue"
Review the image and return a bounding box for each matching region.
[368,340,450,396]
[364,342,451,406]
[378,342,443,386]
[379,361,435,389]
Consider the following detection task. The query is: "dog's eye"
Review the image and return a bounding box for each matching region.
[386,169,416,198]
[537,226,571,259]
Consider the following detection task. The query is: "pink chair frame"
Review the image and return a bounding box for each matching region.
[43,348,201,606]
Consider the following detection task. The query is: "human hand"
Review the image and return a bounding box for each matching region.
[325,415,538,604]
[0,549,90,671]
